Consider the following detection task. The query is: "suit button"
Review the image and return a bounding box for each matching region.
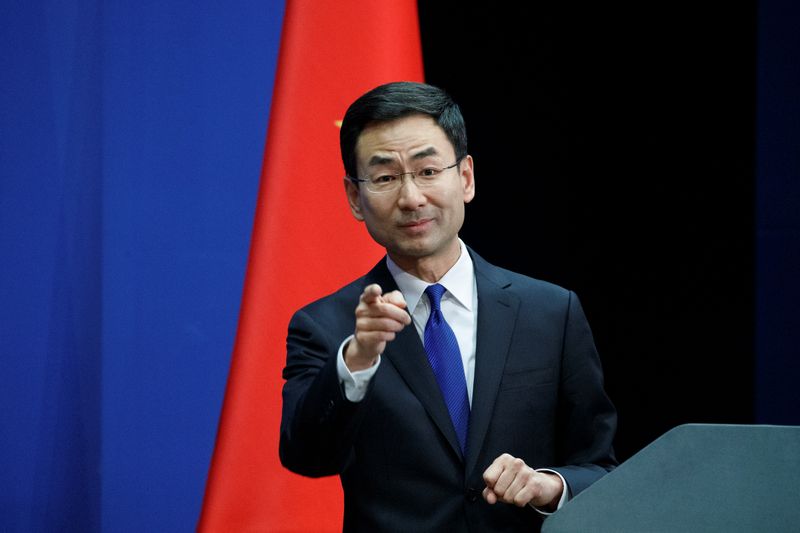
[466,488,480,502]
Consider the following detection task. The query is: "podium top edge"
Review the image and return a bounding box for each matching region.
[668,422,800,431]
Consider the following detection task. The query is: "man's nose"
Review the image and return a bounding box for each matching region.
[396,173,427,207]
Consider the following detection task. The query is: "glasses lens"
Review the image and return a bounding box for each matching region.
[367,174,398,193]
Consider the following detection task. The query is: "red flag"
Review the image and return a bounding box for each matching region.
[198,1,424,531]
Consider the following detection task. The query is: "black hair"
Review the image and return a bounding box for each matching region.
[340,81,468,178]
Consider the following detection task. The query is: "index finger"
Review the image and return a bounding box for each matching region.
[483,458,505,487]
[483,453,517,487]
[361,284,383,304]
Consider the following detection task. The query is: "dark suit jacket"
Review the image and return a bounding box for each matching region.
[280,249,617,532]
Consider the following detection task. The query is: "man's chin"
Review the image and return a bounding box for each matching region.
[387,235,457,261]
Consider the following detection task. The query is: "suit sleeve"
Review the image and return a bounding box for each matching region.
[279,307,368,477]
[551,291,618,497]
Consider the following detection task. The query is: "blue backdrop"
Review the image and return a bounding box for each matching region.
[1,1,283,530]
[756,0,800,425]
[1,1,798,531]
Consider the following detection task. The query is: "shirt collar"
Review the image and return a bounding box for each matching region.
[386,239,474,314]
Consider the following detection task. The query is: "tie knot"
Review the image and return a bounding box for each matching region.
[425,283,447,311]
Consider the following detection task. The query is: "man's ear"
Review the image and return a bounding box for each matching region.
[461,155,475,204]
[344,178,365,221]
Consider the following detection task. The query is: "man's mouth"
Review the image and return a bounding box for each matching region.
[398,218,433,232]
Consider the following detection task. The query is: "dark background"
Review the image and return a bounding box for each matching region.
[419,3,758,461]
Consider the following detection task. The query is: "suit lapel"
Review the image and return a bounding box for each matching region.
[465,251,519,476]
[364,260,465,460]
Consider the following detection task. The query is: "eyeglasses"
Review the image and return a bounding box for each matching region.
[348,160,461,194]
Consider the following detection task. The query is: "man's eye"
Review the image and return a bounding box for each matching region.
[371,175,396,184]
[418,168,441,177]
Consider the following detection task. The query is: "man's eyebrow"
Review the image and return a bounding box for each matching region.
[367,155,396,167]
[366,147,440,167]
[410,147,439,160]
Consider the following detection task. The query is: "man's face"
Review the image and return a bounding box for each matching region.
[344,114,475,270]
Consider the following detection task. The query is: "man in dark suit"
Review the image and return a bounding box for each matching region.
[279,82,617,532]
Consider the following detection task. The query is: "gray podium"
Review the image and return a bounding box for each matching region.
[542,424,800,533]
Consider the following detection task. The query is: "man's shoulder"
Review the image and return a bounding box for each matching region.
[494,267,574,312]
[470,249,572,302]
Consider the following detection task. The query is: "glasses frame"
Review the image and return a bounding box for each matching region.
[347,159,462,194]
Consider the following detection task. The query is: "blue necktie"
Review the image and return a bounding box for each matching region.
[423,283,470,454]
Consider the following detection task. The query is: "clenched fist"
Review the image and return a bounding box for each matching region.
[482,453,564,511]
